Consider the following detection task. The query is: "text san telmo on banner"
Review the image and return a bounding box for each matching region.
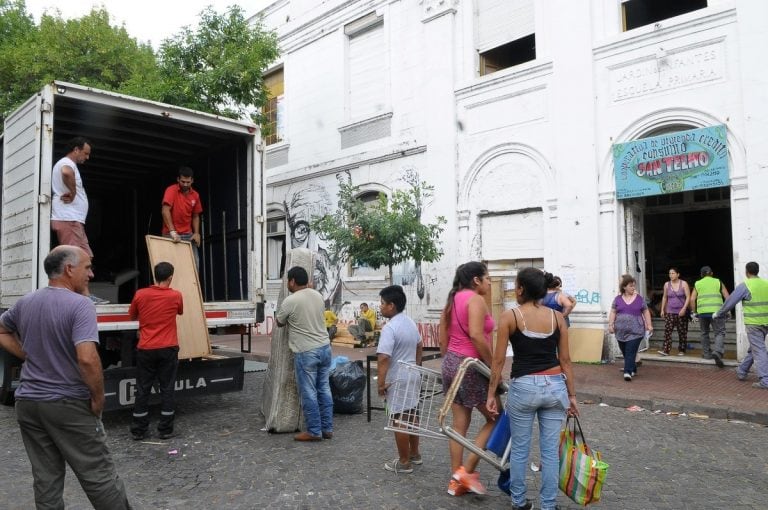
[612,125,729,200]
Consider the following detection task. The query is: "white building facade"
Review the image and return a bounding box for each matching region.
[253,0,768,358]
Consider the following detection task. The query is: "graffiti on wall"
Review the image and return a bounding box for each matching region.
[283,184,343,306]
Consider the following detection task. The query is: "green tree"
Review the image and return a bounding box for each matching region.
[313,171,446,284]
[0,2,279,128]
[0,2,158,120]
[127,5,279,122]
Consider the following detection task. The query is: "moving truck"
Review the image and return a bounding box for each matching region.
[0,82,266,410]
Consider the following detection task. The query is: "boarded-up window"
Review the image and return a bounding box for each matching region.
[480,209,543,261]
[346,13,388,119]
[476,0,536,75]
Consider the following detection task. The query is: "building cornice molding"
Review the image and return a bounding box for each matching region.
[419,0,459,24]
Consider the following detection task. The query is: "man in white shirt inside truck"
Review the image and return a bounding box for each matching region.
[50,136,108,304]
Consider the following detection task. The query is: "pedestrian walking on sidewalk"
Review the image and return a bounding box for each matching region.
[713,262,768,388]
[275,266,334,441]
[376,285,423,474]
[438,261,498,496]
[691,266,730,367]
[129,262,183,440]
[487,267,578,510]
[659,267,691,356]
[608,274,653,381]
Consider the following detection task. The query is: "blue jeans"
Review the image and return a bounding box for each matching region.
[293,344,334,436]
[505,374,568,510]
[618,337,642,374]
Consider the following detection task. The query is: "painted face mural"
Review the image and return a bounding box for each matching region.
[283,185,342,305]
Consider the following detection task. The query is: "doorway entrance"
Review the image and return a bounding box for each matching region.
[641,186,733,314]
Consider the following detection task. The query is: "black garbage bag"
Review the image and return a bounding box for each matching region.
[329,360,366,414]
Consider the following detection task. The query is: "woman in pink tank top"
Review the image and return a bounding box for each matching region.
[438,261,498,496]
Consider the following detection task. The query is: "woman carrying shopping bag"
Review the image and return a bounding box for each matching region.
[486,267,578,510]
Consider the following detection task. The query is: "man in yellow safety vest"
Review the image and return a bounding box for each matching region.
[690,265,730,367]
[713,262,768,389]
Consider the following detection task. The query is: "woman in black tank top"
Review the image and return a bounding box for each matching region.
[486,268,578,510]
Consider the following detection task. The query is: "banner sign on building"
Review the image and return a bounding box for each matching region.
[612,125,729,200]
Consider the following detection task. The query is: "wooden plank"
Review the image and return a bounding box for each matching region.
[145,235,210,359]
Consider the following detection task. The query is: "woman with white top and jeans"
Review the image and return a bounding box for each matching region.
[487,267,578,510]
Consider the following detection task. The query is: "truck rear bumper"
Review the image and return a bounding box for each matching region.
[103,356,245,412]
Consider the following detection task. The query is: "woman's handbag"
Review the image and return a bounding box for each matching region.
[558,415,609,505]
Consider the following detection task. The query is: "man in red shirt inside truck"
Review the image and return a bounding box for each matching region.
[129,261,183,440]
[162,166,203,269]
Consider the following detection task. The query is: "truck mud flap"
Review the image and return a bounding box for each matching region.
[104,356,245,412]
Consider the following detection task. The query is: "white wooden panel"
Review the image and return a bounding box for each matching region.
[476,0,534,52]
[349,23,388,119]
[481,210,543,261]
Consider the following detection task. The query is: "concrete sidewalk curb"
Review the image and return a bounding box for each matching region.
[579,391,768,426]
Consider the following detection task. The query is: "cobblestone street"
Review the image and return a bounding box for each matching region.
[1,371,766,509]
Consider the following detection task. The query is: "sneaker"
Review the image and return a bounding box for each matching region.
[712,352,724,368]
[511,500,533,510]
[409,454,423,465]
[657,350,669,356]
[131,432,147,441]
[453,466,487,495]
[623,373,632,381]
[384,459,413,474]
[736,372,747,381]
[158,431,175,440]
[447,478,468,496]
[752,382,768,390]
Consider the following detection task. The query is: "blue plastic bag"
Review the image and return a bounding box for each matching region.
[486,409,511,457]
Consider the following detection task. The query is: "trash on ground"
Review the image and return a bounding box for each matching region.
[627,405,645,412]
[530,462,540,472]
[689,412,709,419]
[598,403,609,407]
[168,449,179,455]
[666,411,680,416]
[582,399,595,405]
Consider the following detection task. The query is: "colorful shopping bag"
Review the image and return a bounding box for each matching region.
[558,415,608,505]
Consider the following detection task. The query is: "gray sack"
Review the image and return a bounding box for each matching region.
[260,248,315,432]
